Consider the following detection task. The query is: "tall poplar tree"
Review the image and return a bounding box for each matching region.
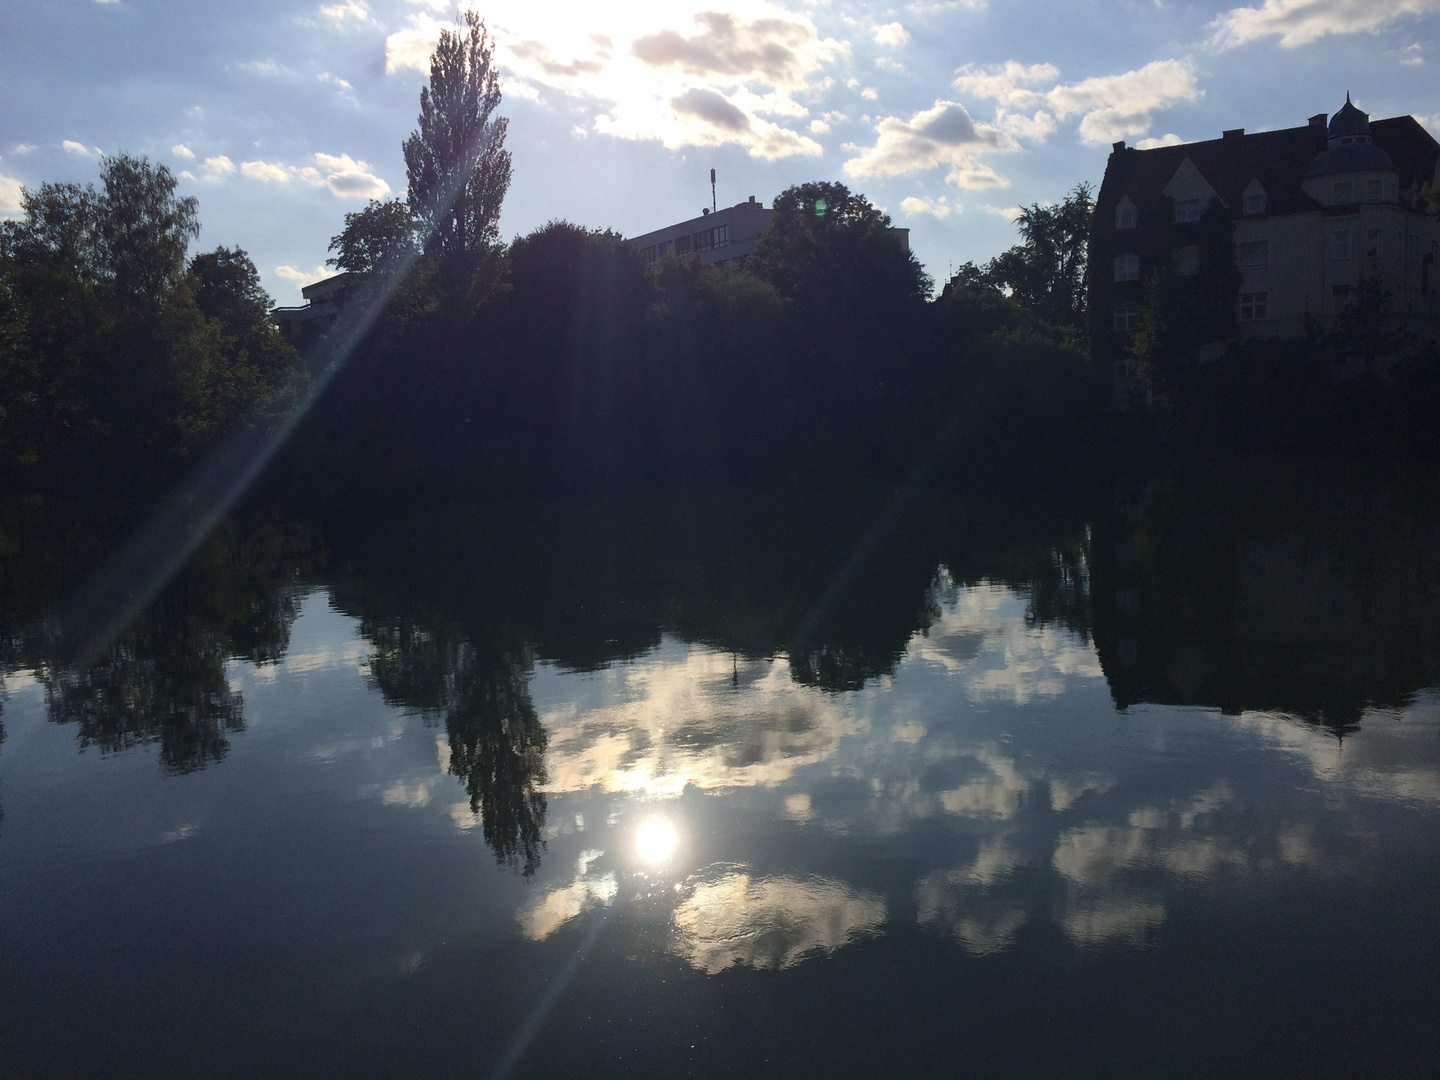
[402,12,512,259]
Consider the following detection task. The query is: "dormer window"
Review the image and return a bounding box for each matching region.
[1116,201,1136,230]
[1365,178,1382,202]
[1332,180,1354,204]
[1244,193,1266,215]
[1174,198,1200,223]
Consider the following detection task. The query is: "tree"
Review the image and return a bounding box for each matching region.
[326,198,420,276]
[981,183,1093,327]
[753,181,931,309]
[402,11,512,259]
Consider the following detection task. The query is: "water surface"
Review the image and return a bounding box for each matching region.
[2,476,1438,1077]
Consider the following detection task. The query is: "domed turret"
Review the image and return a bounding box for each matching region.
[1327,94,1371,144]
[1305,94,1395,179]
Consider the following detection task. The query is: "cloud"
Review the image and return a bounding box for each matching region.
[241,159,304,183]
[984,204,1023,219]
[874,22,910,47]
[901,194,956,218]
[861,86,879,100]
[385,12,445,74]
[1210,0,1440,48]
[671,86,751,131]
[1135,132,1185,148]
[1400,42,1423,63]
[201,154,236,179]
[632,11,845,90]
[275,264,330,285]
[62,140,99,156]
[171,143,195,159]
[239,152,390,198]
[319,0,376,25]
[843,99,1014,190]
[316,152,392,198]
[12,143,36,155]
[0,173,24,215]
[671,868,886,973]
[1422,114,1440,137]
[953,59,1201,145]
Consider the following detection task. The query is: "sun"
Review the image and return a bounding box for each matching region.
[635,817,678,864]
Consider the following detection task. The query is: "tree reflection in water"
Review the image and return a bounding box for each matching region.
[362,617,548,875]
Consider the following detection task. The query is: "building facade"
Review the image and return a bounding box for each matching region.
[1091,99,1440,392]
[272,271,350,345]
[628,197,775,266]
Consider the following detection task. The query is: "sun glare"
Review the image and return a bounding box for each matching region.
[635,817,678,864]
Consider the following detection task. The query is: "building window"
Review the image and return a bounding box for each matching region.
[675,234,691,255]
[658,240,673,257]
[1113,360,1138,379]
[693,228,715,252]
[1239,292,1267,320]
[1331,229,1351,260]
[1332,180,1354,204]
[1332,283,1350,313]
[1174,198,1200,223]
[1237,240,1269,268]
[1113,303,1142,332]
[1365,178,1382,202]
[1172,246,1200,276]
[715,224,729,247]
[1114,254,1140,281]
[1116,206,1136,229]
[1243,194,1266,215]
[1366,229,1382,259]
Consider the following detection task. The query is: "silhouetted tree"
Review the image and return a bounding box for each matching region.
[326,198,421,276]
[402,11,511,260]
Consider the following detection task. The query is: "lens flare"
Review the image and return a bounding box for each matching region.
[635,817,677,864]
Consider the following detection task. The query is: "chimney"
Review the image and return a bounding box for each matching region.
[1112,140,1126,152]
[702,207,710,215]
[1223,128,1244,140]
[748,195,756,203]
[1309,113,1327,129]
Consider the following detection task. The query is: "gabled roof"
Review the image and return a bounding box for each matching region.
[1093,114,1440,238]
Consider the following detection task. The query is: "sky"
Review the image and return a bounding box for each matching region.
[1,0,1437,303]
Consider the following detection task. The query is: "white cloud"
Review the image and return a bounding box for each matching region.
[316,152,392,198]
[12,143,36,155]
[0,173,24,215]
[1422,113,1440,137]
[276,264,330,285]
[387,5,844,160]
[241,159,310,183]
[671,868,886,973]
[1211,0,1440,48]
[319,0,376,25]
[901,194,956,218]
[1400,42,1423,64]
[984,204,1023,219]
[860,85,879,100]
[62,140,99,156]
[201,154,236,179]
[1136,132,1184,148]
[953,59,1201,145]
[809,118,831,134]
[179,170,197,181]
[239,153,389,198]
[874,22,910,47]
[171,143,195,159]
[843,99,1014,190]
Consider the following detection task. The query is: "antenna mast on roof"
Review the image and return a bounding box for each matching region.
[710,168,717,214]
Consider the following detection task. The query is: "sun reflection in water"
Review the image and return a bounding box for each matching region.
[636,817,678,864]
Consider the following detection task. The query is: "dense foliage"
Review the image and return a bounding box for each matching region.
[0,155,300,486]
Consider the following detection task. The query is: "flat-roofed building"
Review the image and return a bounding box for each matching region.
[629,197,774,265]
[272,272,350,345]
